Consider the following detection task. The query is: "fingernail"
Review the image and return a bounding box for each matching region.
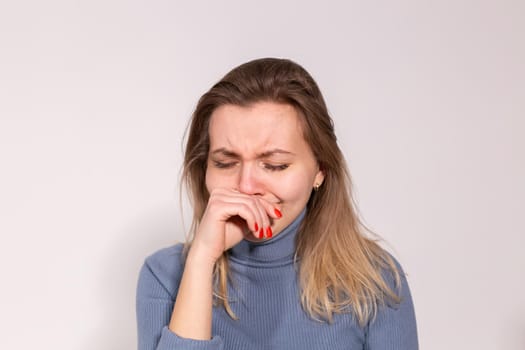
[267,227,273,238]
[274,208,282,218]
[254,222,259,232]
[259,227,264,239]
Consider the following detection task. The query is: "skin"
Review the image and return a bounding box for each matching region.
[169,102,325,340]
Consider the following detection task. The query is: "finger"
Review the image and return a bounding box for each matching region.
[210,189,281,239]
[254,197,283,239]
[252,197,270,239]
[255,196,282,220]
[209,190,263,239]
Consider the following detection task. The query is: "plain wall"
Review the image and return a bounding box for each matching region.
[0,1,524,349]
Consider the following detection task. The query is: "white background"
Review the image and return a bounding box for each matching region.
[1,1,524,349]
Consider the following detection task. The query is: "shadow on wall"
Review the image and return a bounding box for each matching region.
[88,203,183,350]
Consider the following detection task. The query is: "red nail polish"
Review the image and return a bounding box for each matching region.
[259,227,264,239]
[254,222,259,232]
[274,208,282,218]
[267,227,273,238]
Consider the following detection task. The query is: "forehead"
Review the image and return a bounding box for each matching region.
[208,102,310,155]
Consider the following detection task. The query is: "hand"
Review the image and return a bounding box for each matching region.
[189,188,281,265]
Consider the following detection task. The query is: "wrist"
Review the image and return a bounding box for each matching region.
[186,245,218,272]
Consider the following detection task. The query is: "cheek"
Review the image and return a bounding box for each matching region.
[205,167,235,192]
[204,166,217,192]
[274,176,313,203]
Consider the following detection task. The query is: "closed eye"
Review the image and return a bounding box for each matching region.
[213,161,237,169]
[264,163,289,171]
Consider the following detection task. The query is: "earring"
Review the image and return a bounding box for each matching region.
[314,183,321,191]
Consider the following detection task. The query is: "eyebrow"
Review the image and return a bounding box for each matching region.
[210,147,295,158]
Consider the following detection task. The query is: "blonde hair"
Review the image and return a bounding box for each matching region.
[182,58,401,326]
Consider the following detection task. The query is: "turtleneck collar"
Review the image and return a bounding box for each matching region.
[229,209,306,267]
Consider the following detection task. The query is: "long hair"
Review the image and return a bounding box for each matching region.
[182,58,401,326]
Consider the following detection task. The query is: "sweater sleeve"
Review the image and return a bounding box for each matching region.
[136,245,224,350]
[364,260,419,350]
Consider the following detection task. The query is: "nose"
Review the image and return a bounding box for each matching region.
[237,163,263,195]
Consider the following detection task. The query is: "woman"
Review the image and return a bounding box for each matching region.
[136,58,418,349]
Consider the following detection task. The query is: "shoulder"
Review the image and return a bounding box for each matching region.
[378,251,412,305]
[144,243,186,273]
[365,251,418,348]
[138,243,187,299]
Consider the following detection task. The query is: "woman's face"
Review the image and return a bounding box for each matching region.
[206,101,324,238]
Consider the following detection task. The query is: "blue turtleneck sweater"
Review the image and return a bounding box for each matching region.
[136,211,418,349]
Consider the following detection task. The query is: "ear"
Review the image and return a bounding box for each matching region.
[313,167,325,188]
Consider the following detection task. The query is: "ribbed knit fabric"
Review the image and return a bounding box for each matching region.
[136,210,418,349]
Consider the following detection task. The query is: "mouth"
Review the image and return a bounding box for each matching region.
[259,194,282,205]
